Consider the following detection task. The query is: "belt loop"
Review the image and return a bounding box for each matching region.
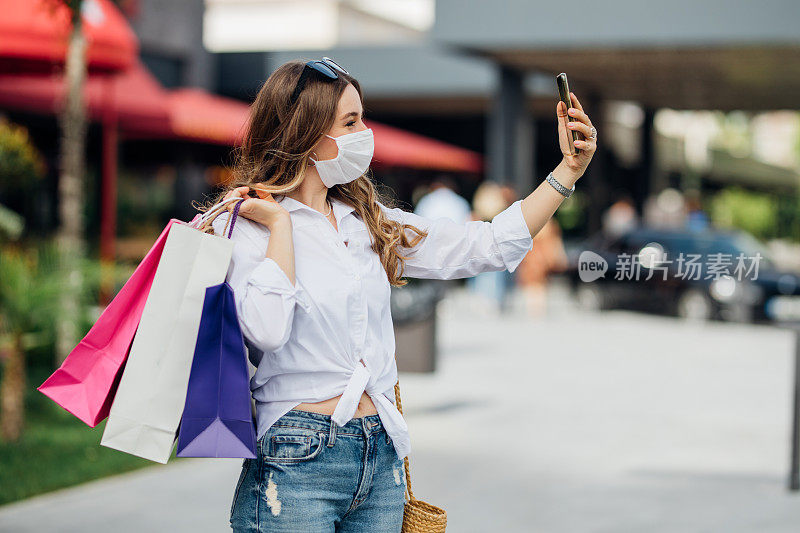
[327,417,337,447]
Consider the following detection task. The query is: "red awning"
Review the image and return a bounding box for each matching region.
[0,57,170,135]
[367,120,484,173]
[157,90,483,172]
[0,0,137,72]
[0,47,482,172]
[164,88,250,145]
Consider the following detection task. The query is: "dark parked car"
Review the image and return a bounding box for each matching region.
[565,226,800,323]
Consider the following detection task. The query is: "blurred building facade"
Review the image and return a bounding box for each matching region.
[2,0,800,255]
[128,0,216,90]
[212,0,800,236]
[0,0,483,261]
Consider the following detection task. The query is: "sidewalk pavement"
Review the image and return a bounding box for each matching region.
[0,457,241,533]
[3,282,800,532]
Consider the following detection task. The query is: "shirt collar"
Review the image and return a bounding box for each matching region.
[276,195,356,220]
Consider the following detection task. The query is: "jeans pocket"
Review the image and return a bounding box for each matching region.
[262,428,326,464]
[230,458,252,518]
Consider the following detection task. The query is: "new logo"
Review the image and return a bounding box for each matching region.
[578,251,608,282]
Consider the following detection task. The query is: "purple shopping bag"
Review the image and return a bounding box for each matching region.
[175,203,257,458]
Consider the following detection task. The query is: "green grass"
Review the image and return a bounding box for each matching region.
[0,369,172,506]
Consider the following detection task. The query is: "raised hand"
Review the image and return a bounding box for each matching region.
[223,186,291,229]
[556,92,597,180]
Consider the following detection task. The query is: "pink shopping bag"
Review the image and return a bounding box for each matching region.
[38,219,182,427]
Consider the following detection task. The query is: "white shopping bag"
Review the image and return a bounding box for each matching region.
[101,214,236,463]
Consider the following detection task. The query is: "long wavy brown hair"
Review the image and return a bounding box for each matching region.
[194,59,427,287]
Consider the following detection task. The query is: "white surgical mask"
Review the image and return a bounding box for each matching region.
[310,128,374,188]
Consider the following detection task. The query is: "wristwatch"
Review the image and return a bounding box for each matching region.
[545,171,575,198]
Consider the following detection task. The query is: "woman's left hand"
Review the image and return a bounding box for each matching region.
[556,91,597,181]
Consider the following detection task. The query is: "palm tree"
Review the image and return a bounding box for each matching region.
[0,244,62,441]
[53,0,90,365]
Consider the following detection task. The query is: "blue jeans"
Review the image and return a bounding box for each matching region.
[230,410,406,532]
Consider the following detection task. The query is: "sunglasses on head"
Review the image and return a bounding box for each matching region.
[289,57,349,106]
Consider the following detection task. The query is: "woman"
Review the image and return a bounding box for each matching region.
[202,57,596,532]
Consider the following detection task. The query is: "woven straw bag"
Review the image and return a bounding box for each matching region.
[394,380,447,532]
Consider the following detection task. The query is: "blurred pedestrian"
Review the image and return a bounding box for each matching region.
[413,174,471,224]
[468,181,516,313]
[410,182,430,206]
[413,174,472,298]
[602,192,638,238]
[516,218,568,317]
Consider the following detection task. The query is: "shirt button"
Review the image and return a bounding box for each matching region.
[355,274,361,281]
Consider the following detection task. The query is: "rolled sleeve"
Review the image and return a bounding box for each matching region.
[238,258,309,353]
[490,199,534,273]
[247,257,300,297]
[210,212,307,353]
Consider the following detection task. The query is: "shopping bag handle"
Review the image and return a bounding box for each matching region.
[189,197,242,230]
[191,197,246,237]
[224,199,244,238]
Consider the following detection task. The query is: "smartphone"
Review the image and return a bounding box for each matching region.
[556,72,581,155]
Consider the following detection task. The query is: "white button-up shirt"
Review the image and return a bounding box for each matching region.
[211,194,533,460]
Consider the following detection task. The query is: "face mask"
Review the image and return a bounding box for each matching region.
[310,128,374,188]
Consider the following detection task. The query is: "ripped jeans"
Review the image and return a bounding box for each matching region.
[229,410,406,532]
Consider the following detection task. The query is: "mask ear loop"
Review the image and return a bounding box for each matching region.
[309,133,336,166]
